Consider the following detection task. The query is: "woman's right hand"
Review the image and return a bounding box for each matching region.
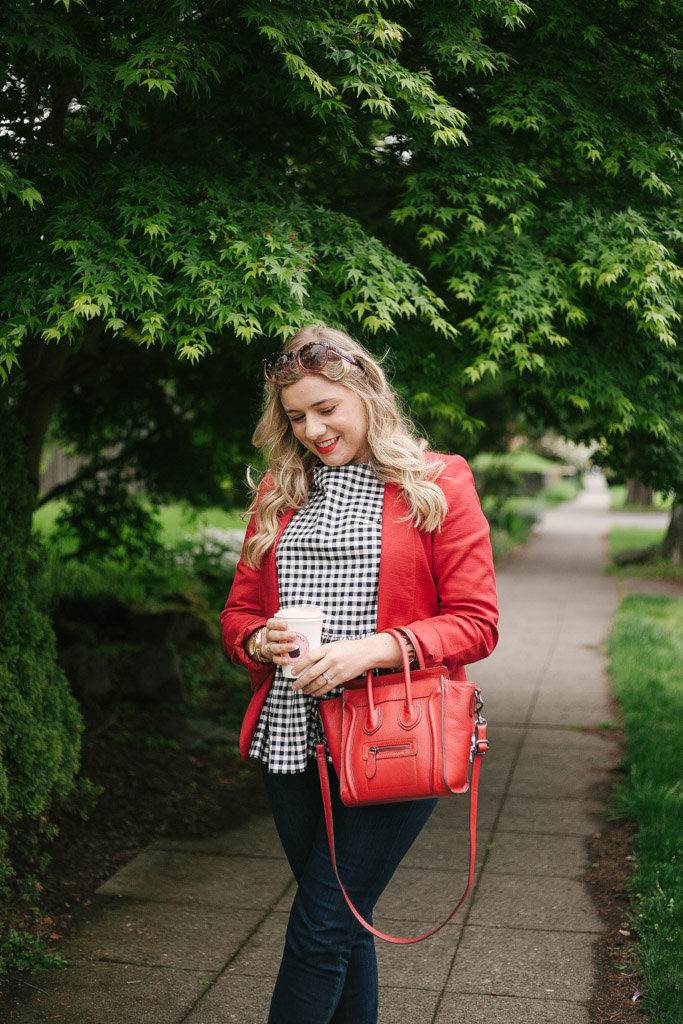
[261,618,299,665]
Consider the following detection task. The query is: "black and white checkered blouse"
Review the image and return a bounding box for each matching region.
[249,461,385,773]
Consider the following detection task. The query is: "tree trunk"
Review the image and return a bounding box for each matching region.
[15,322,105,515]
[662,503,683,566]
[15,337,72,499]
[626,478,653,506]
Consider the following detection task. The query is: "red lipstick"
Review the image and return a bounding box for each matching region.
[315,437,340,455]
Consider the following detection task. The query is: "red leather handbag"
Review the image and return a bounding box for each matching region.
[316,628,488,944]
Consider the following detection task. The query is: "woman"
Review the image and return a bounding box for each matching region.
[220,325,498,1024]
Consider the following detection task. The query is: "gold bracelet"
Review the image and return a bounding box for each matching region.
[383,629,418,670]
[397,631,419,668]
[404,640,418,668]
[246,627,267,663]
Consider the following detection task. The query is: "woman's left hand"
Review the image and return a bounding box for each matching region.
[290,633,403,696]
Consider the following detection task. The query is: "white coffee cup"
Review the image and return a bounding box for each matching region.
[273,605,325,679]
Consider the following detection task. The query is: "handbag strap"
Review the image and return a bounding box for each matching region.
[315,741,483,944]
[366,628,416,731]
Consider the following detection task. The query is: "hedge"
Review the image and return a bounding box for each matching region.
[0,398,82,966]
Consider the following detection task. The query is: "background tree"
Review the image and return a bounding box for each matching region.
[389,0,682,513]
[39,338,260,559]
[3,1,680,515]
[2,0,468,506]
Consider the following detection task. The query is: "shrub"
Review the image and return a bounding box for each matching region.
[0,928,68,975]
[52,474,164,562]
[0,401,82,973]
[482,495,541,555]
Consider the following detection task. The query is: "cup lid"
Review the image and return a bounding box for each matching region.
[275,605,323,618]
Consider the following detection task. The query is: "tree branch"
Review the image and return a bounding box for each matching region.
[37,426,163,507]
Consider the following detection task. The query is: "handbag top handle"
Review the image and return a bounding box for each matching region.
[365,628,418,731]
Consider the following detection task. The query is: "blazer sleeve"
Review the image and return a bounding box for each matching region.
[404,455,499,670]
[219,484,274,692]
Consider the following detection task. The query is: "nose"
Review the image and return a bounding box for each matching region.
[304,414,326,440]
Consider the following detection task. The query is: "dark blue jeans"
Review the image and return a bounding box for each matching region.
[262,760,437,1024]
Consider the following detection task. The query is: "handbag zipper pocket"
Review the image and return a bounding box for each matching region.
[364,740,417,779]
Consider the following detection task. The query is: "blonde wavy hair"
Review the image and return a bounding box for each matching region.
[243,325,448,568]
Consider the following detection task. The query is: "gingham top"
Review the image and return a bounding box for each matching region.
[249,462,385,773]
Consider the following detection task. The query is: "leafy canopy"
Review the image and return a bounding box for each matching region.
[1,0,681,476]
[1,0,465,381]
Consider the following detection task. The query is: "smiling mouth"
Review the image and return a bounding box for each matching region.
[315,437,340,453]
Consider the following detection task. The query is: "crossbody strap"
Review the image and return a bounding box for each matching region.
[315,742,483,944]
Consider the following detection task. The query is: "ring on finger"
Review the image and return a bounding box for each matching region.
[322,672,333,686]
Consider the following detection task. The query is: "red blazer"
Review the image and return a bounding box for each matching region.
[220,454,498,760]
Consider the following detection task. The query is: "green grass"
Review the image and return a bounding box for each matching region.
[608,526,666,558]
[608,596,683,1024]
[33,499,247,547]
[156,503,247,544]
[607,527,682,582]
[32,498,68,536]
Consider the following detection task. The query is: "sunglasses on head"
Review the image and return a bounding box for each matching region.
[263,341,361,383]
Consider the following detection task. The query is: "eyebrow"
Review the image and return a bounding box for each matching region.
[283,397,337,414]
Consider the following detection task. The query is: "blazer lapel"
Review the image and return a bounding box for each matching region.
[260,506,297,615]
[377,482,417,629]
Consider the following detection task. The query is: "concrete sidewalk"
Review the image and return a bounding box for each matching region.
[12,475,666,1023]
